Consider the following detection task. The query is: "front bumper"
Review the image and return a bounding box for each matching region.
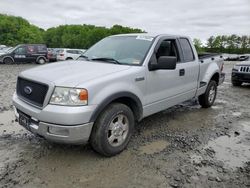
[13,93,96,144]
[231,71,250,83]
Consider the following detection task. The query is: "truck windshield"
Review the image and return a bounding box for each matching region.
[82,36,154,65]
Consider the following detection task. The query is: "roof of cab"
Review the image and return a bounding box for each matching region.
[111,33,190,39]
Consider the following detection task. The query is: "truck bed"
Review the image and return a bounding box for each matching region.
[198,53,223,60]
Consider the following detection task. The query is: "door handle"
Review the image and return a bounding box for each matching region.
[179,69,185,76]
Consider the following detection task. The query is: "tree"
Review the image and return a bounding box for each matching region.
[0,14,44,46]
[193,38,204,53]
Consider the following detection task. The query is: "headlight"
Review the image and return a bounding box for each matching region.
[50,87,88,106]
[233,65,240,71]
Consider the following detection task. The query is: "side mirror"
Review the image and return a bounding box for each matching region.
[149,56,177,71]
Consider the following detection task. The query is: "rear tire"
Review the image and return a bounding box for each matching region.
[37,57,46,64]
[198,80,217,108]
[90,103,134,157]
[232,80,242,86]
[3,57,14,64]
[66,57,73,60]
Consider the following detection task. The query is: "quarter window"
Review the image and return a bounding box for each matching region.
[179,38,195,62]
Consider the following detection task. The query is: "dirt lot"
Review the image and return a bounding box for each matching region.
[0,62,249,188]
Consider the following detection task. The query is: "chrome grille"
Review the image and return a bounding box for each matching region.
[239,66,250,73]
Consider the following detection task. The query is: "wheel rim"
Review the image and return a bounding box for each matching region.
[108,114,129,147]
[4,58,12,64]
[208,85,216,103]
[39,58,45,64]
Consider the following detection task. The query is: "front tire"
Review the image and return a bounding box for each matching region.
[3,57,14,64]
[90,103,134,157]
[198,80,217,108]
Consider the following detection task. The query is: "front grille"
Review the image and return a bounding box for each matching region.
[239,66,250,73]
[17,77,48,107]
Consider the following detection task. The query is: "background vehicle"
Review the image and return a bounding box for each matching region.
[13,34,225,156]
[231,61,250,86]
[47,48,58,62]
[57,49,86,61]
[0,46,12,55]
[0,44,48,64]
[239,55,249,61]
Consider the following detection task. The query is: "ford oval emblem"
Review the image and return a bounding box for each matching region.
[24,86,32,95]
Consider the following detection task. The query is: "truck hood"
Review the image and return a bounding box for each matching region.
[20,60,131,87]
[236,61,250,66]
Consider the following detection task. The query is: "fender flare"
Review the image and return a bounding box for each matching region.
[3,56,15,63]
[36,56,47,63]
[89,91,143,122]
[208,71,220,85]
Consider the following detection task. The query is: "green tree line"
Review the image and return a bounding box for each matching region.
[1,14,249,53]
[43,24,143,49]
[0,14,143,49]
[193,35,250,54]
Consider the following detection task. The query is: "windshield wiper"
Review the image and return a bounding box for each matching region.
[91,57,122,64]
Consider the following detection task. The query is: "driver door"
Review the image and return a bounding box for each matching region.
[14,46,27,63]
[144,38,188,116]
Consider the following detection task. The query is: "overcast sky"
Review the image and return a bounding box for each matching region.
[0,0,249,40]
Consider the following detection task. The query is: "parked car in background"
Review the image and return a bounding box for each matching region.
[13,34,225,156]
[0,46,12,55]
[47,48,58,62]
[0,45,7,50]
[0,44,48,64]
[239,55,249,61]
[224,54,249,61]
[57,49,86,61]
[231,61,250,86]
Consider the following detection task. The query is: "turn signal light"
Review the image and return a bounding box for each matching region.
[79,89,88,101]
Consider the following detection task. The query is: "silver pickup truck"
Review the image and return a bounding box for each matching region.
[13,34,225,156]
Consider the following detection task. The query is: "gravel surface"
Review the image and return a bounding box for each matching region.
[0,62,249,188]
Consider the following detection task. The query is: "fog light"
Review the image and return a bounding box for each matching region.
[48,127,69,136]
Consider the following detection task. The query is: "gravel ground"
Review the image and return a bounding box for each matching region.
[0,62,249,188]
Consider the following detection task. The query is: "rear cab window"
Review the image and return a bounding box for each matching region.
[179,38,195,62]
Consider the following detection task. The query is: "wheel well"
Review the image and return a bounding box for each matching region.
[66,57,73,60]
[3,57,14,62]
[112,97,142,121]
[211,73,219,85]
[36,56,46,62]
[90,95,143,123]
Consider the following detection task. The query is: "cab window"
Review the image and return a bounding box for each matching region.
[179,38,195,62]
[15,47,26,55]
[156,40,180,62]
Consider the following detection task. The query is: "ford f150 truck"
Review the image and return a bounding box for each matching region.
[13,34,225,156]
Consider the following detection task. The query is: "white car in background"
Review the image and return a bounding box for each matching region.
[57,49,86,61]
[0,47,13,55]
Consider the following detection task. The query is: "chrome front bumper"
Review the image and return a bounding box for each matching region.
[13,93,95,144]
[14,108,93,144]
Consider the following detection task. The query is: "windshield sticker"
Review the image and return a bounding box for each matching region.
[136,36,154,41]
[132,60,140,64]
